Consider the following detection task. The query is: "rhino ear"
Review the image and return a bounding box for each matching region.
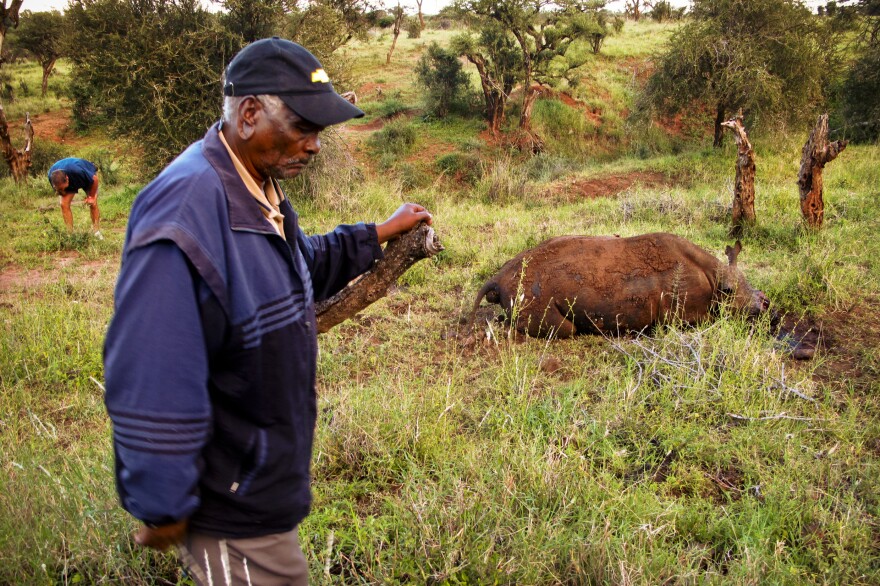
[725,240,742,266]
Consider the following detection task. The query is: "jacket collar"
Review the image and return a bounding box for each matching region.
[202,121,278,233]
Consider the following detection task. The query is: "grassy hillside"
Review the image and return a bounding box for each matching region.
[1,20,879,585]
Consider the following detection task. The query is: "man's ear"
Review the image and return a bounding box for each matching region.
[237,96,261,140]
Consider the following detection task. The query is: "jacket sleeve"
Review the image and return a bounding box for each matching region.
[298,222,384,302]
[103,241,212,526]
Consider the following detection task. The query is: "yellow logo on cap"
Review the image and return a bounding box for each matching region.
[311,69,330,83]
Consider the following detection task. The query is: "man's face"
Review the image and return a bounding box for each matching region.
[247,98,324,181]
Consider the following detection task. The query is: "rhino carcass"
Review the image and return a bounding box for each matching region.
[469,233,769,338]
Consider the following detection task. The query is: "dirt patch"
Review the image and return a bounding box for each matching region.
[541,170,675,202]
[347,109,420,132]
[810,295,880,394]
[772,313,823,361]
[705,464,751,503]
[356,82,385,99]
[552,89,603,125]
[29,110,86,146]
[616,56,654,83]
[0,256,113,301]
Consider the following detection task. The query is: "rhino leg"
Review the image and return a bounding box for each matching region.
[515,301,577,339]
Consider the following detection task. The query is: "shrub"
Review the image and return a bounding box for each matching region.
[531,98,598,159]
[25,141,68,179]
[524,154,578,182]
[415,42,472,118]
[0,70,14,101]
[834,45,880,142]
[367,119,417,157]
[398,162,430,190]
[435,152,481,185]
[358,96,411,119]
[66,0,243,171]
[79,147,125,185]
[405,17,421,39]
[375,97,410,118]
[478,154,529,204]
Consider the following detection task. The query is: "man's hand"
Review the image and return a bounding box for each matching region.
[376,203,433,244]
[134,519,188,551]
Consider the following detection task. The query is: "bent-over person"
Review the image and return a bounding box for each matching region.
[48,157,102,239]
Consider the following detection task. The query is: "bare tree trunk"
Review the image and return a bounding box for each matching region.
[416,0,424,29]
[488,97,504,135]
[721,113,756,237]
[798,113,847,229]
[316,223,443,333]
[40,59,57,98]
[0,101,33,182]
[514,85,545,153]
[386,6,404,65]
[513,30,534,133]
[713,102,726,147]
[520,86,540,132]
[41,58,57,97]
[466,54,506,136]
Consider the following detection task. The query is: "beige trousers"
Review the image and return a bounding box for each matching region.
[181,528,308,586]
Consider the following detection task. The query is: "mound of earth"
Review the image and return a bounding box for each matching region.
[541,170,675,202]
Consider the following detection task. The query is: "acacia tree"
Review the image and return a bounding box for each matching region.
[834,0,880,141]
[11,11,66,97]
[0,0,25,64]
[285,0,373,56]
[625,0,651,21]
[67,0,243,169]
[283,0,372,93]
[221,0,284,42]
[451,23,522,135]
[454,0,607,144]
[643,0,834,147]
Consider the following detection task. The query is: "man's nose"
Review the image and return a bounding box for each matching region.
[304,134,321,155]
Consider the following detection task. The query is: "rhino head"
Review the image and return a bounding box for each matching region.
[718,240,770,317]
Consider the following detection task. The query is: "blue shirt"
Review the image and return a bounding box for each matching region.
[48,158,97,194]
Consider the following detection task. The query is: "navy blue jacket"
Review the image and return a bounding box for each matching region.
[104,123,383,537]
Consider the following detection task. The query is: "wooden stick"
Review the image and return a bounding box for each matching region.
[316,222,443,333]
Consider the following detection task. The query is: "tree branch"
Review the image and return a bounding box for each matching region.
[316,223,443,333]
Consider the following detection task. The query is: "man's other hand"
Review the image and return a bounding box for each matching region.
[376,203,433,244]
[134,519,188,551]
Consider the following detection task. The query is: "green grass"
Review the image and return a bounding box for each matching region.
[2,21,880,585]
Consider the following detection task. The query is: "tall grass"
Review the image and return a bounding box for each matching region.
[1,30,879,586]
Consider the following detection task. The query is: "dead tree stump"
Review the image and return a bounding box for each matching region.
[316,223,443,333]
[798,113,847,229]
[721,114,756,237]
[386,5,404,64]
[0,102,33,183]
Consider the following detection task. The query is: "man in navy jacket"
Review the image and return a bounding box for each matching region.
[103,38,431,584]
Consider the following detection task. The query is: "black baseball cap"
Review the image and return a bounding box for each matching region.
[223,37,364,127]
